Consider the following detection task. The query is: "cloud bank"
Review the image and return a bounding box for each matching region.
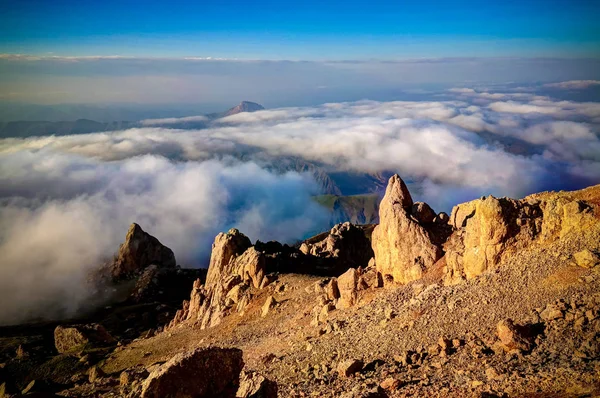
[1,88,599,325]
[0,154,328,325]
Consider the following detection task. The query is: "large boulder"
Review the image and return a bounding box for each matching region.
[371,175,443,285]
[141,347,244,398]
[54,324,115,354]
[111,223,176,280]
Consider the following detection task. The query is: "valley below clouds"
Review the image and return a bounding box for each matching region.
[1,85,599,325]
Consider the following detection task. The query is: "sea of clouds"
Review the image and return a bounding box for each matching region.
[0,83,599,325]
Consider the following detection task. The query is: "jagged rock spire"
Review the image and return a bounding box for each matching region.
[371,175,442,285]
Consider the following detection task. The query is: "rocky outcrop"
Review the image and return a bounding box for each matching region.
[141,347,244,398]
[371,175,443,285]
[169,229,267,330]
[54,324,115,354]
[444,187,600,284]
[111,223,176,280]
[170,222,378,329]
[300,222,374,275]
[444,196,541,284]
[205,229,252,288]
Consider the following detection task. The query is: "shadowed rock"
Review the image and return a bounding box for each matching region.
[54,324,115,354]
[111,223,176,281]
[141,347,244,398]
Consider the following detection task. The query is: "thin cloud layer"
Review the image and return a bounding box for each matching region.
[1,90,599,325]
[544,80,600,90]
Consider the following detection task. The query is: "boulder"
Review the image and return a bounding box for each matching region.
[336,268,359,309]
[496,319,533,352]
[372,175,442,285]
[111,223,176,280]
[169,230,259,330]
[337,359,363,377]
[54,324,115,354]
[573,249,600,268]
[141,347,244,398]
[88,365,105,383]
[236,370,277,398]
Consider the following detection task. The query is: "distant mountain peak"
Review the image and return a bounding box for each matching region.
[223,101,265,117]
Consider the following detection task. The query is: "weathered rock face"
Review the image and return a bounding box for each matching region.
[111,223,176,280]
[205,229,252,288]
[169,230,268,330]
[140,347,244,398]
[444,196,542,284]
[54,324,115,354]
[371,175,443,285]
[444,187,600,284]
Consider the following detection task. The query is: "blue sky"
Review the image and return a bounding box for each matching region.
[2,0,599,59]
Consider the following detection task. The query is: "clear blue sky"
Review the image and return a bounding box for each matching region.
[1,0,599,59]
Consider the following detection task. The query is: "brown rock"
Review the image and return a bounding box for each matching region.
[301,222,374,275]
[15,345,26,359]
[336,268,359,309]
[141,347,243,398]
[231,247,266,288]
[88,365,105,383]
[261,296,277,317]
[497,319,533,352]
[573,249,600,268]
[380,377,402,391]
[120,371,131,387]
[326,278,340,301]
[412,202,436,224]
[445,196,541,283]
[111,223,176,280]
[205,229,252,289]
[372,175,442,285]
[337,359,363,377]
[236,370,277,398]
[54,324,115,354]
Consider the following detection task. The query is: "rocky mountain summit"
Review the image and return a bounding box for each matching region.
[2,175,600,397]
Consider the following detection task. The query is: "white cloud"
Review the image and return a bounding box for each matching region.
[1,93,600,325]
[0,153,327,325]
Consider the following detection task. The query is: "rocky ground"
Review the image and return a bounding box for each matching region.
[1,176,599,397]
